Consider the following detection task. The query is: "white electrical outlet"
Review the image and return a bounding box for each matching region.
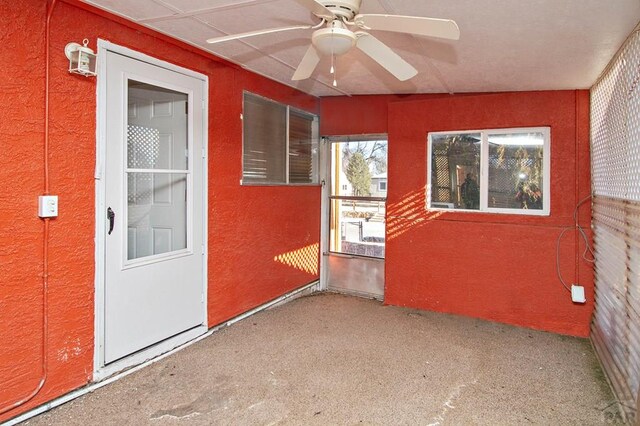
[571,285,586,304]
[38,195,58,218]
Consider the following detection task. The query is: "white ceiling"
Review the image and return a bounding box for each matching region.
[84,0,640,97]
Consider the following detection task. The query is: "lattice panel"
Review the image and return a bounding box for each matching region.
[127,125,160,169]
[591,31,640,201]
[432,151,451,202]
[127,125,159,206]
[591,28,640,412]
[628,39,640,200]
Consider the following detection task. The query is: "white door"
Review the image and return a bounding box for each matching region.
[104,51,206,364]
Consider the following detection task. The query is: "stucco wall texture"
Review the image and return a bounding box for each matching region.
[321,91,593,337]
[1,0,594,421]
[0,0,320,421]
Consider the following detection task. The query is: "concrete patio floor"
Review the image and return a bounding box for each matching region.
[23,293,614,425]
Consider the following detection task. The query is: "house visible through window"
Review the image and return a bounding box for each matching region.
[427,127,550,215]
[242,92,319,184]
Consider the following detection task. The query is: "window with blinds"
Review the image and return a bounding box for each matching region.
[289,110,316,184]
[242,92,318,185]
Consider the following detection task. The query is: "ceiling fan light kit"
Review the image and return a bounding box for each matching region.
[312,21,356,56]
[206,0,459,85]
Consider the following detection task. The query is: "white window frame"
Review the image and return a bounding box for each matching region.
[378,181,387,192]
[427,127,551,216]
[241,91,319,186]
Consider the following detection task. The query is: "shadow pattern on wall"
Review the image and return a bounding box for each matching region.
[387,187,445,241]
[274,243,320,276]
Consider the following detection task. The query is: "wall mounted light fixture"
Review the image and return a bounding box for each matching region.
[64,39,97,77]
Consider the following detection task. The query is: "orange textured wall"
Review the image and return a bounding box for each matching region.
[321,91,593,336]
[0,0,319,421]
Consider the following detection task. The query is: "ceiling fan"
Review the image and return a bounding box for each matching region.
[206,0,459,83]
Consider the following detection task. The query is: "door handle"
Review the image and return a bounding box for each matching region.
[107,207,115,235]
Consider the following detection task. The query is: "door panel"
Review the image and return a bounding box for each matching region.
[104,52,206,364]
[328,255,385,299]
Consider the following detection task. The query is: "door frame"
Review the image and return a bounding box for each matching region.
[319,134,387,299]
[93,40,209,380]
[319,136,330,291]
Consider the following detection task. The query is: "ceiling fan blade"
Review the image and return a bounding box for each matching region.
[292,0,335,20]
[355,14,460,40]
[206,25,312,44]
[355,32,417,81]
[292,45,321,81]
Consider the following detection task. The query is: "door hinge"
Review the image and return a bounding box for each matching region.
[240,113,243,120]
[202,99,206,110]
[202,147,206,159]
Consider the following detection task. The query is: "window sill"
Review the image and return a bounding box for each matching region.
[240,181,321,187]
[426,206,550,217]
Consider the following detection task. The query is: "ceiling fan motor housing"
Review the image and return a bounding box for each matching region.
[317,0,362,20]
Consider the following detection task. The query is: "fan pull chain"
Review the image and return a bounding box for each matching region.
[330,26,337,86]
[332,57,337,86]
[330,27,335,74]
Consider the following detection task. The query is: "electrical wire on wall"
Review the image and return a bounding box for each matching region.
[556,195,595,293]
[0,0,56,416]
